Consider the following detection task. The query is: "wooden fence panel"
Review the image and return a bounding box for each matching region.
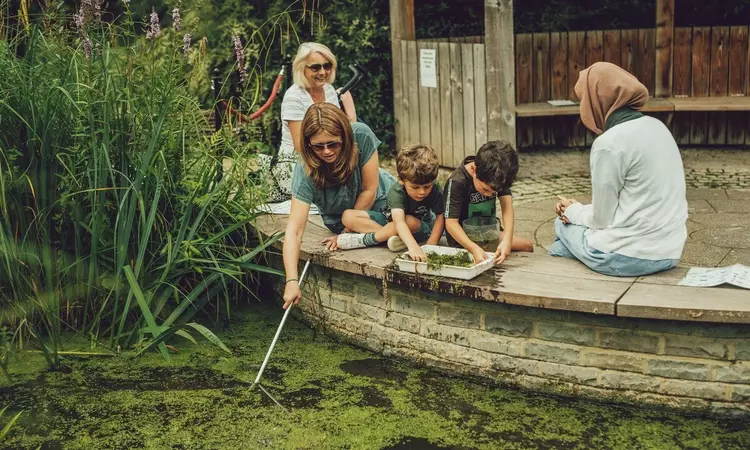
[728,26,749,145]
[461,44,477,159]
[449,43,465,167]
[639,28,656,95]
[414,42,431,149]
[568,31,587,147]
[405,40,421,146]
[621,29,640,77]
[709,27,729,145]
[551,32,570,147]
[672,27,693,144]
[473,44,488,149]
[515,34,534,149]
[690,27,711,145]
[585,31,604,145]
[603,29,622,65]
[438,42,453,165]
[423,42,442,161]
[399,41,413,145]
[534,33,552,146]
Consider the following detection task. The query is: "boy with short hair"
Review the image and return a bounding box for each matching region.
[443,140,534,264]
[336,144,445,260]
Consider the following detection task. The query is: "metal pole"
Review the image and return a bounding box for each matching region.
[253,260,312,386]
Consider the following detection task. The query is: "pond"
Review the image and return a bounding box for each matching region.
[1,302,749,450]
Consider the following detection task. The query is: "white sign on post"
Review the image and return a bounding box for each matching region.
[419,49,437,88]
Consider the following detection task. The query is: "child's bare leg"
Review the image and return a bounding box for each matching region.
[341,210,384,233]
[500,232,535,253]
[373,215,421,242]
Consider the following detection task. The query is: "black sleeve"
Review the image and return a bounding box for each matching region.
[443,178,466,220]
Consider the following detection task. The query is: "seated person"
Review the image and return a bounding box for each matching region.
[550,62,686,277]
[443,140,534,264]
[282,103,396,308]
[335,144,445,260]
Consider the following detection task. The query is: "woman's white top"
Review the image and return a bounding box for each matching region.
[564,116,688,261]
[278,83,340,161]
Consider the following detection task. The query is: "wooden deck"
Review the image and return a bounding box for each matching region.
[255,214,750,324]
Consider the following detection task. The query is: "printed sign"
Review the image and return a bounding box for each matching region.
[419,49,437,88]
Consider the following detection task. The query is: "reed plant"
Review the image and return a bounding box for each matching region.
[0,2,282,369]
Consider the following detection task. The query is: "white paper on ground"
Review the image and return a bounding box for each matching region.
[678,264,750,289]
[255,200,320,215]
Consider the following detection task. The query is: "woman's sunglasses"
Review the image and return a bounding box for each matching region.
[311,141,342,152]
[306,62,333,73]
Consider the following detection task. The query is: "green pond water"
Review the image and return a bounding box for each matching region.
[1,302,749,450]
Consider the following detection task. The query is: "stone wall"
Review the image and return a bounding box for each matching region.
[274,263,750,416]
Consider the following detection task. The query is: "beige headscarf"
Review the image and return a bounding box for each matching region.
[574,62,649,135]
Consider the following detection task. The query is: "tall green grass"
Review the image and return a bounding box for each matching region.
[0,5,282,369]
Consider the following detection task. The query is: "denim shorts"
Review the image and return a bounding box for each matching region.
[369,211,433,242]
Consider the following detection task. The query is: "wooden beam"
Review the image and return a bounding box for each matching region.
[389,0,415,151]
[655,0,674,97]
[484,0,516,147]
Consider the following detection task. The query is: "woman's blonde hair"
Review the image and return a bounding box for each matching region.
[292,42,337,89]
[299,103,358,189]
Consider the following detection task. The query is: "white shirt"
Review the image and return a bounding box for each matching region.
[564,116,688,261]
[279,84,340,159]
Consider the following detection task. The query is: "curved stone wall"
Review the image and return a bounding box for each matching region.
[275,264,750,417]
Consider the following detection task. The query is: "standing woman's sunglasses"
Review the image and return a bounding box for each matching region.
[306,62,334,73]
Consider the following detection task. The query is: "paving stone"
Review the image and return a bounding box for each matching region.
[717,249,750,266]
[707,199,750,213]
[689,212,748,227]
[689,228,750,250]
[687,199,716,214]
[726,189,750,201]
[685,188,729,201]
[678,242,732,267]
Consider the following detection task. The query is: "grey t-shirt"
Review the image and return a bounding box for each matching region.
[291,122,396,228]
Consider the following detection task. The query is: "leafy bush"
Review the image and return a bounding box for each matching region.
[0,3,282,368]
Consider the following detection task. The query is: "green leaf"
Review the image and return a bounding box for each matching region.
[123,266,170,360]
[175,330,197,345]
[185,323,232,355]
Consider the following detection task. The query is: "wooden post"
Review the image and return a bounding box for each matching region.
[655,0,674,98]
[390,0,415,151]
[484,0,516,147]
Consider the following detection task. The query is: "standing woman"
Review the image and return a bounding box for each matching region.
[282,103,396,309]
[263,42,357,202]
[550,62,688,277]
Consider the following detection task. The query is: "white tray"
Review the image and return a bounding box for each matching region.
[394,245,495,280]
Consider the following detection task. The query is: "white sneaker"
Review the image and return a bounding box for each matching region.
[387,235,407,252]
[337,233,366,250]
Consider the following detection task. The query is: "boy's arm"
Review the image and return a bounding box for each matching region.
[496,195,515,263]
[392,209,424,261]
[425,213,444,246]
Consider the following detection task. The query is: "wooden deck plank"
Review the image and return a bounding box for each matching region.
[516,98,675,117]
[618,283,750,324]
[669,96,750,111]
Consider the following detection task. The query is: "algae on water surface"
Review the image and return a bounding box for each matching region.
[1,302,749,450]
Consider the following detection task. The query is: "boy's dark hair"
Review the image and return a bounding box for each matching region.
[474,140,519,192]
[396,144,439,185]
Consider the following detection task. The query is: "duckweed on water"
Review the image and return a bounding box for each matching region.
[1,301,749,449]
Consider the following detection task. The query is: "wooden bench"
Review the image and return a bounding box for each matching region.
[515,96,750,118]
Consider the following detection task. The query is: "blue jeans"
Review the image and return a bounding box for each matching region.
[548,218,678,277]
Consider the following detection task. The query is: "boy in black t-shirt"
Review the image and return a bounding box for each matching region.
[337,144,445,260]
[443,140,534,264]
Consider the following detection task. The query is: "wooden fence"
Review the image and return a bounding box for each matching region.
[394,26,750,168]
[398,40,488,168]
